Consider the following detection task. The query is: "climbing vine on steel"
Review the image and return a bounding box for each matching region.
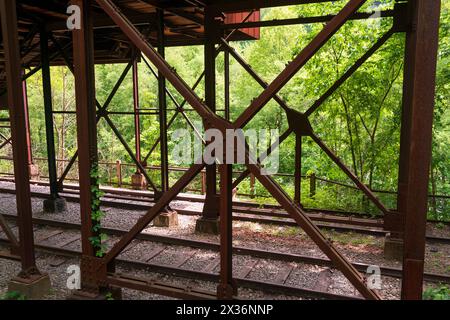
[88,165,108,257]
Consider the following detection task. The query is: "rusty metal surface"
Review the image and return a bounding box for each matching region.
[71,0,97,258]
[0,0,38,273]
[400,0,441,300]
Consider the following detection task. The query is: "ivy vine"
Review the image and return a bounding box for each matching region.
[88,165,108,257]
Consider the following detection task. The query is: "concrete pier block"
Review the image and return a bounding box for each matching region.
[195,217,220,235]
[8,273,51,299]
[153,211,178,228]
[43,197,67,213]
[384,234,403,261]
[131,173,147,190]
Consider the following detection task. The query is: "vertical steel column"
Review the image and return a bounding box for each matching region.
[202,8,219,219]
[294,135,302,205]
[72,0,98,280]
[157,9,169,194]
[0,0,38,273]
[40,28,59,199]
[400,0,441,300]
[224,48,230,121]
[132,52,142,172]
[217,163,234,299]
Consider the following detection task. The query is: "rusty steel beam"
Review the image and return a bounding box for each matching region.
[224,48,231,121]
[71,0,98,263]
[106,273,215,300]
[234,0,368,129]
[400,0,441,300]
[40,28,59,199]
[311,133,388,214]
[217,163,235,299]
[132,52,142,171]
[0,135,12,150]
[211,0,333,12]
[202,7,219,219]
[294,135,302,205]
[157,9,169,194]
[0,0,38,274]
[0,213,20,252]
[221,10,395,29]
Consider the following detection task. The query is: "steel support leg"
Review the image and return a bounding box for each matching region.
[130,51,147,190]
[201,8,219,221]
[0,0,37,273]
[71,0,102,294]
[153,9,178,227]
[217,164,235,299]
[294,135,302,205]
[133,54,142,169]
[400,0,441,300]
[224,48,230,121]
[0,0,50,298]
[41,27,66,213]
[157,9,169,194]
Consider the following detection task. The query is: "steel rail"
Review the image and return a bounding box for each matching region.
[0,237,361,300]
[1,213,449,285]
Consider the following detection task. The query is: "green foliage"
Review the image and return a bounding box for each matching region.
[0,291,26,300]
[105,292,114,301]
[423,285,450,300]
[88,165,108,257]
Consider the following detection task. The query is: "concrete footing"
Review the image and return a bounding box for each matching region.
[28,164,39,180]
[8,273,51,299]
[384,234,403,261]
[131,173,147,190]
[68,286,122,300]
[195,217,220,235]
[153,211,178,228]
[43,197,67,213]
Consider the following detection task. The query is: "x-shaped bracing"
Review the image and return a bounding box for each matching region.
[50,35,159,192]
[223,29,395,215]
[94,0,381,299]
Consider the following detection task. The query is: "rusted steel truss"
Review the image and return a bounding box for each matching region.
[78,0,387,300]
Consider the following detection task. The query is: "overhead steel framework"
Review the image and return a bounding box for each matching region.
[0,0,442,300]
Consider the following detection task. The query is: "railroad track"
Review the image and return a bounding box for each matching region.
[1,184,448,244]
[0,214,449,300]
